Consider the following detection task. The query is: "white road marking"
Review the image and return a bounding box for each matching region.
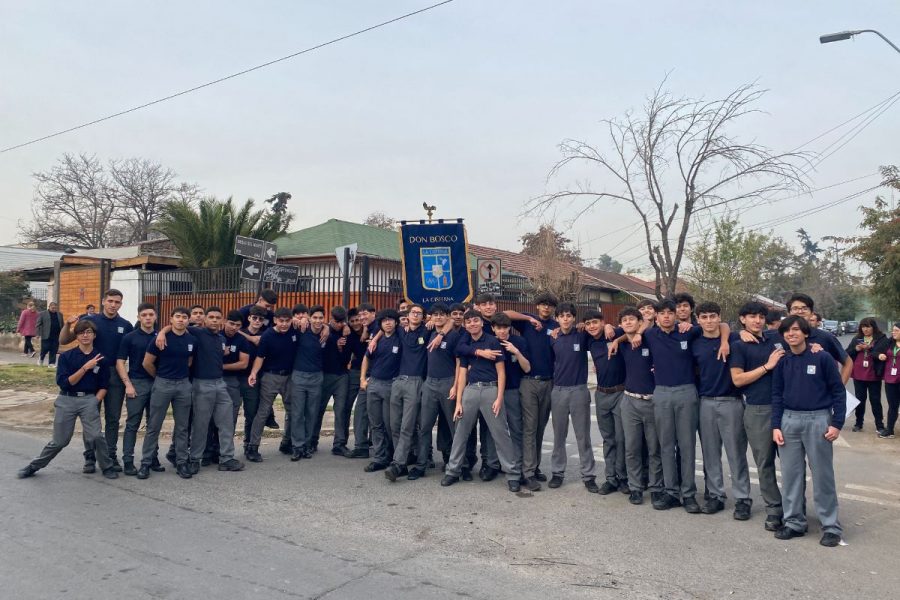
[844,483,900,497]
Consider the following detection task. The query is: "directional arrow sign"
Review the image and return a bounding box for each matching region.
[262,263,300,285]
[235,235,267,261]
[263,242,278,261]
[241,259,263,281]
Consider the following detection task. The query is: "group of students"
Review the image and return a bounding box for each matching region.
[17,287,868,548]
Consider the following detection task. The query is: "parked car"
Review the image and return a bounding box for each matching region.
[822,320,839,334]
[841,320,859,335]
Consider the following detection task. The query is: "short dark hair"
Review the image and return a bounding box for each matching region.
[739,302,769,318]
[259,289,278,304]
[347,307,359,319]
[226,309,243,322]
[309,305,325,317]
[583,309,603,321]
[556,302,577,318]
[377,309,399,324]
[637,299,656,310]
[534,292,559,307]
[137,302,156,314]
[491,312,512,328]
[205,306,223,315]
[292,303,308,315]
[357,302,376,313]
[331,306,347,322]
[474,293,496,305]
[429,302,450,315]
[189,304,204,312]
[407,303,425,314]
[813,312,823,321]
[764,310,782,325]
[787,293,814,311]
[274,307,293,319]
[673,292,696,310]
[397,299,409,309]
[171,306,190,317]
[618,307,642,322]
[103,289,123,299]
[463,309,483,321]
[74,319,97,334]
[249,305,268,318]
[655,299,676,313]
[778,315,811,336]
[695,301,721,316]
[449,302,466,313]
[85,304,96,310]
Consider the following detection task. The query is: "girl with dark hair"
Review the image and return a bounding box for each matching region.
[846,318,890,434]
[877,323,900,439]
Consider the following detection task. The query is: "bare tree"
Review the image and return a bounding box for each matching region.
[364,211,397,230]
[526,81,808,298]
[523,222,583,301]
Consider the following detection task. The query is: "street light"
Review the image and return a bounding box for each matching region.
[819,29,900,55]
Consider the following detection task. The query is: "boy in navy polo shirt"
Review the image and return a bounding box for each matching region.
[772,316,846,547]
[238,289,278,330]
[344,304,374,458]
[692,302,751,518]
[203,309,251,462]
[289,305,327,461]
[360,309,402,473]
[139,307,196,479]
[245,308,298,462]
[116,303,163,476]
[547,303,600,493]
[321,306,352,456]
[491,312,530,487]
[236,305,270,453]
[18,319,118,480]
[673,292,698,325]
[585,309,628,495]
[441,310,523,492]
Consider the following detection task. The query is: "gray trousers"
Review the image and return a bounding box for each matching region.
[249,372,290,446]
[520,377,553,478]
[743,403,783,516]
[699,396,751,501]
[324,372,350,449]
[290,370,324,450]
[122,378,154,463]
[239,378,259,447]
[349,369,369,450]
[366,378,394,465]
[190,378,236,462]
[417,377,456,469]
[390,376,423,467]
[84,370,126,461]
[550,385,597,480]
[203,375,243,458]
[224,375,242,424]
[621,394,663,493]
[446,384,521,480]
[654,384,700,498]
[142,377,191,467]
[504,388,524,474]
[780,409,842,535]
[595,389,627,485]
[29,393,112,473]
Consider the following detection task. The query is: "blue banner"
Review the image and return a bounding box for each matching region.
[400,221,473,307]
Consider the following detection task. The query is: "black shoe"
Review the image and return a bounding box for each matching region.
[479,466,498,482]
[344,448,370,459]
[176,464,193,479]
[291,449,303,462]
[165,450,177,466]
[618,480,631,495]
[461,467,473,481]
[629,491,644,505]
[508,479,521,492]
[878,429,896,439]
[653,494,681,511]
[82,461,96,474]
[102,468,119,479]
[407,467,426,480]
[598,481,617,495]
[650,491,664,504]
[774,526,805,540]
[524,477,542,492]
[302,448,314,459]
[548,475,563,489]
[331,445,348,456]
[108,457,123,472]
[584,478,600,494]
[123,461,138,476]
[265,414,279,429]
[278,441,292,455]
[385,464,401,482]
[764,515,783,532]
[702,498,725,514]
[245,445,263,463]
[440,474,459,487]
[150,457,166,472]
[200,457,213,467]
[683,496,701,514]
[820,532,841,547]
[852,424,863,432]
[733,499,752,521]
[188,461,200,475]
[218,459,245,472]
[136,465,150,479]
[17,465,37,479]
[534,469,547,482]
[364,462,387,473]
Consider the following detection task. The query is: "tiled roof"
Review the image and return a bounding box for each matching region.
[0,246,64,272]
[274,219,403,260]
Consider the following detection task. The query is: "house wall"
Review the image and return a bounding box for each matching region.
[111,269,142,321]
[57,265,103,321]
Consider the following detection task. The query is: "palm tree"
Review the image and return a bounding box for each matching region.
[155,196,292,268]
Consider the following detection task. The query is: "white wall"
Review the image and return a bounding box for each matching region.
[111,269,142,321]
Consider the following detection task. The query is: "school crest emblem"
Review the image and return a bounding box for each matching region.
[420,247,452,291]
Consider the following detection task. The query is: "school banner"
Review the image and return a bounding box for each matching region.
[399,221,473,307]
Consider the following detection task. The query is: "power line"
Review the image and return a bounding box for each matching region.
[0,0,456,154]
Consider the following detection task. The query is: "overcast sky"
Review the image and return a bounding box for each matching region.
[2,1,898,273]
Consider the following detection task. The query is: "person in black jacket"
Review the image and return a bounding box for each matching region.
[846,318,891,434]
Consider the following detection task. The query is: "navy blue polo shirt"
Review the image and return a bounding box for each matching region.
[238,327,260,376]
[84,312,134,368]
[367,320,380,338]
[509,312,558,378]
[186,326,226,380]
[427,328,460,380]
[587,335,626,388]
[238,303,274,330]
[731,334,780,405]
[223,330,249,372]
[367,332,402,380]
[57,347,110,394]
[257,328,299,373]
[294,328,325,373]
[146,331,196,380]
[459,333,504,384]
[322,327,351,375]
[772,346,847,430]
[347,330,366,371]
[454,319,496,359]
[764,328,848,365]
[501,334,529,390]
[117,328,157,380]
[620,340,655,395]
[642,325,702,387]
[399,323,429,377]
[692,333,740,397]
[550,329,590,387]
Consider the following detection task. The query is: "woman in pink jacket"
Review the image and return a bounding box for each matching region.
[17,301,38,357]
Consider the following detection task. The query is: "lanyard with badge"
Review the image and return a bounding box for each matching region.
[861,337,872,368]
[891,345,899,378]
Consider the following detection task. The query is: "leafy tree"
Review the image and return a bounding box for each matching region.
[520,224,582,264]
[0,272,33,331]
[594,253,623,273]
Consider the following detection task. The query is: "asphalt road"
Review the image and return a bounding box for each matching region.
[2,332,900,599]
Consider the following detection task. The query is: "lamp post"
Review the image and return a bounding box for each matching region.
[819,30,900,55]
